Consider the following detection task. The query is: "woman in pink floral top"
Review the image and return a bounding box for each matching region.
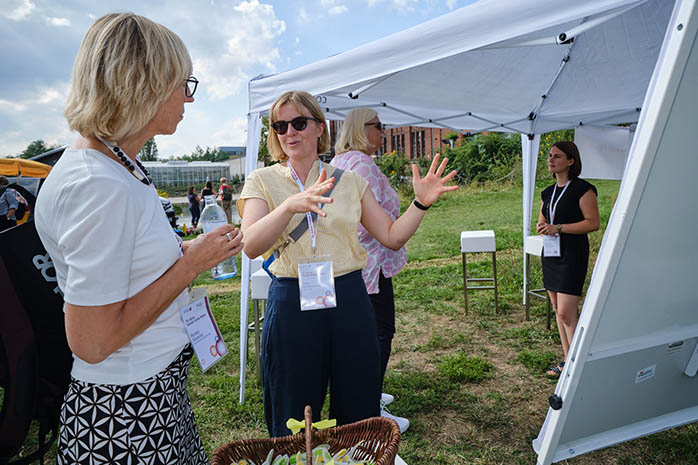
[330,108,410,432]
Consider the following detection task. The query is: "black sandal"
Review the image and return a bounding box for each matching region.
[546,361,565,378]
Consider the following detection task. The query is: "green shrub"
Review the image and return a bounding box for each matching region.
[375,151,409,187]
[517,349,558,372]
[437,353,493,383]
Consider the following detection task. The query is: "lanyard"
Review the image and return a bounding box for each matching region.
[287,161,320,254]
[549,181,570,225]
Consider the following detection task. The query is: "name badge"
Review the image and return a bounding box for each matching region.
[298,255,337,311]
[543,234,561,257]
[180,287,228,371]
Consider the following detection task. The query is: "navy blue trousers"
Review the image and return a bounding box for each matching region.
[369,272,395,388]
[262,270,381,437]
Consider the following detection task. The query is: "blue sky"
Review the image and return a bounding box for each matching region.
[0,0,475,158]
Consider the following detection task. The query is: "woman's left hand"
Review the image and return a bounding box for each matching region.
[411,153,459,207]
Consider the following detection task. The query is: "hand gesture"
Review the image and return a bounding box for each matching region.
[411,153,458,207]
[283,168,335,217]
[537,222,558,236]
[184,225,244,274]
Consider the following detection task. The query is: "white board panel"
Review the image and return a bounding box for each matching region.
[534,0,698,463]
[574,125,631,180]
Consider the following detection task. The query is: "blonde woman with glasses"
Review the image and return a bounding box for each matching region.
[238,91,457,437]
[35,13,242,464]
[330,108,410,433]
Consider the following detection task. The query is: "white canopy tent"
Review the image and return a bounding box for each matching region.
[238,0,675,402]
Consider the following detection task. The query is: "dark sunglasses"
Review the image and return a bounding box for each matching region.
[365,121,384,130]
[185,76,199,98]
[271,116,322,135]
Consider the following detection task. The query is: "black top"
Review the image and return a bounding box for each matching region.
[540,177,597,296]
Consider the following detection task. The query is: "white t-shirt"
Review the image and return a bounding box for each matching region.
[35,148,190,385]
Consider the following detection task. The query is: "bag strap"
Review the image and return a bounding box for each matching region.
[262,167,345,277]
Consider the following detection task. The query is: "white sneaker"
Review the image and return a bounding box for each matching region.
[380,406,410,434]
[381,392,394,406]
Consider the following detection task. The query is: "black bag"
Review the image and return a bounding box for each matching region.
[0,217,73,465]
[221,185,233,201]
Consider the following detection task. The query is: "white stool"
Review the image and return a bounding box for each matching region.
[250,268,271,385]
[524,235,552,328]
[460,230,498,314]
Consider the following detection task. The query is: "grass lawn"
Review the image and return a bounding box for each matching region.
[9,179,698,464]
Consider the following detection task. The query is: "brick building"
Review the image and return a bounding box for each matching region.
[327,121,469,159]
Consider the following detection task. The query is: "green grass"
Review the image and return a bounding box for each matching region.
[8,178,698,464]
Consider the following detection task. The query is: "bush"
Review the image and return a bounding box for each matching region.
[445,132,521,184]
[375,150,409,187]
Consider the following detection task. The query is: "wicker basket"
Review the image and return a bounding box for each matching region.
[211,406,400,465]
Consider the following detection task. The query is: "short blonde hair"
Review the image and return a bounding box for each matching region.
[65,12,192,142]
[334,108,378,155]
[268,91,329,162]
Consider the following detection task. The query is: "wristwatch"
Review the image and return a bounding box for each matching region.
[556,224,563,233]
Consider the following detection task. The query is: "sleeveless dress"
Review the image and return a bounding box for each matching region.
[541,178,597,296]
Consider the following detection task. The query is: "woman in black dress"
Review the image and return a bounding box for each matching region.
[537,141,600,377]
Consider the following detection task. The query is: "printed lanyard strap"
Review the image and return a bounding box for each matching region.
[549,181,570,225]
[288,161,320,252]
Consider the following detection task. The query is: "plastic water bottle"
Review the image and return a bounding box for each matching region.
[200,195,237,280]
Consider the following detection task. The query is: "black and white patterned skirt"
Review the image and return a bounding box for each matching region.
[57,345,208,465]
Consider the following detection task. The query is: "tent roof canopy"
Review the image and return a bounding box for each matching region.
[0,158,52,178]
[249,0,672,135]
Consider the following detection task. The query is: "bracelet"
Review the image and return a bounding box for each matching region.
[413,198,430,211]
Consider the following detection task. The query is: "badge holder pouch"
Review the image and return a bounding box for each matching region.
[180,287,228,372]
[298,255,336,311]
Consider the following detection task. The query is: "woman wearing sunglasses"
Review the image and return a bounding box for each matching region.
[35,13,242,463]
[238,91,457,437]
[330,108,410,433]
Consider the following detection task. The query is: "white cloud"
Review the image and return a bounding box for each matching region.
[2,0,35,21]
[446,0,458,9]
[0,99,26,112]
[329,6,348,15]
[212,116,248,146]
[189,0,285,101]
[298,7,309,24]
[45,16,71,27]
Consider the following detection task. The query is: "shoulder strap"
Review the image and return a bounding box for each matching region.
[262,167,345,277]
[287,167,345,242]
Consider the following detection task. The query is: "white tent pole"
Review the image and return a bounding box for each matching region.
[239,112,262,404]
[521,132,541,304]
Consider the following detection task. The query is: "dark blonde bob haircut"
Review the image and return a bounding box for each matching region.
[64,12,192,142]
[268,90,329,162]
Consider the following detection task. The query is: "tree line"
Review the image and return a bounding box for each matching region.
[7,138,229,163]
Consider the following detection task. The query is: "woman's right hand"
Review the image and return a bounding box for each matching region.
[183,225,243,274]
[282,168,335,217]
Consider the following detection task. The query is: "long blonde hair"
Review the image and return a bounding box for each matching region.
[64,13,192,142]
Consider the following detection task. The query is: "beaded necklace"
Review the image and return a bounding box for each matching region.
[97,136,153,186]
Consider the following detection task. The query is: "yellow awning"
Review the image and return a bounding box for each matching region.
[0,158,52,178]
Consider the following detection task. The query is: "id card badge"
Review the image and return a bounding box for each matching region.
[298,255,337,311]
[180,287,228,371]
[543,234,561,257]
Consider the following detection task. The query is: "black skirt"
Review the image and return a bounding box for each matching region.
[541,234,590,296]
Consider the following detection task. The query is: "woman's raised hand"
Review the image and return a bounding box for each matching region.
[411,153,458,207]
[283,168,335,217]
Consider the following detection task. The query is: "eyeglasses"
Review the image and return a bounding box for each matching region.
[185,76,199,98]
[271,116,322,135]
[365,121,384,130]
